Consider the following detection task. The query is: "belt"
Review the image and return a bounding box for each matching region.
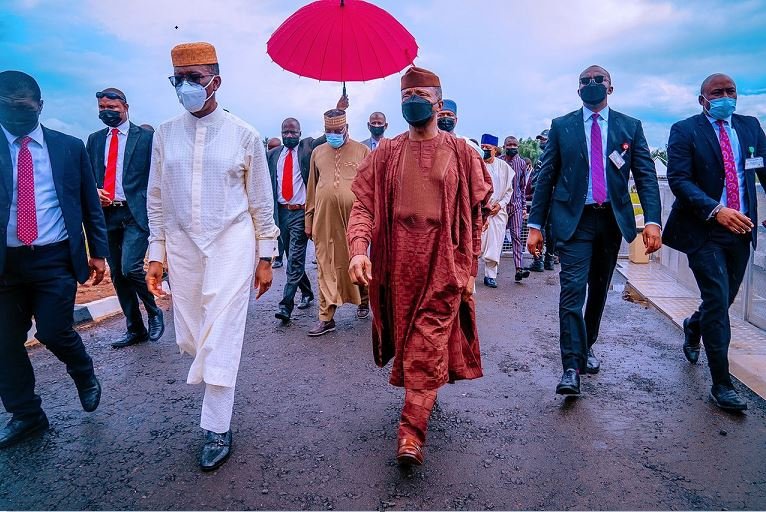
[278,203,305,211]
[584,202,611,211]
[7,240,68,253]
[105,200,127,208]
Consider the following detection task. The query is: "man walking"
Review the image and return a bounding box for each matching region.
[145,42,279,471]
[480,134,514,288]
[348,66,492,466]
[269,117,315,323]
[361,112,387,151]
[305,109,370,336]
[86,87,164,348]
[501,135,531,282]
[664,73,766,411]
[0,71,108,448]
[527,65,662,396]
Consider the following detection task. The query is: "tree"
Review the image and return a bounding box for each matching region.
[651,146,668,164]
[518,137,542,164]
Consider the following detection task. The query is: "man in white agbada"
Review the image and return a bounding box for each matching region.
[145,42,279,472]
[479,133,514,288]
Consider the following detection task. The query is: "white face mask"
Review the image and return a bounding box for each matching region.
[175,75,216,113]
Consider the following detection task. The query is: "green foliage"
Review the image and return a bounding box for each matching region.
[518,137,542,164]
[651,146,668,164]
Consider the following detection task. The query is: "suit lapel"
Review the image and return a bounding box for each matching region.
[573,108,588,163]
[42,127,66,205]
[94,127,107,186]
[732,114,756,207]
[0,137,11,206]
[697,114,724,169]
[122,123,140,178]
[606,109,619,164]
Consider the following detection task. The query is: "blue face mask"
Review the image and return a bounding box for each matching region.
[704,96,736,120]
[326,133,345,149]
[176,76,216,113]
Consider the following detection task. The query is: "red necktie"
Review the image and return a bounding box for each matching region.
[104,128,119,200]
[16,136,38,246]
[282,148,294,202]
[590,113,607,204]
[717,120,740,211]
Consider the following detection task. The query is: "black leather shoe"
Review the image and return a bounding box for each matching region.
[148,310,165,341]
[710,384,747,412]
[682,317,701,364]
[0,413,49,449]
[529,259,544,272]
[584,349,600,374]
[272,259,283,269]
[199,430,232,471]
[308,319,336,337]
[297,295,314,310]
[111,331,149,349]
[357,304,370,319]
[556,369,581,395]
[483,277,497,288]
[514,269,530,282]
[544,257,555,271]
[275,306,291,323]
[76,375,101,412]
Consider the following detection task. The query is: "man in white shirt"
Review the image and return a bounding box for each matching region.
[145,42,279,471]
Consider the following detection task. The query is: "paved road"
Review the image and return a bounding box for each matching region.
[2,260,765,510]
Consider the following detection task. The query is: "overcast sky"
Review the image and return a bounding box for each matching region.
[2,0,765,148]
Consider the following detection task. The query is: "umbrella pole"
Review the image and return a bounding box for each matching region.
[342,81,347,98]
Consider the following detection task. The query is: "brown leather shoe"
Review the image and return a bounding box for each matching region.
[396,436,424,466]
[308,319,336,337]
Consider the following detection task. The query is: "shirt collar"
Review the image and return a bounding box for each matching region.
[2,122,44,147]
[187,104,224,126]
[705,113,732,126]
[583,105,610,122]
[280,145,293,155]
[115,119,130,135]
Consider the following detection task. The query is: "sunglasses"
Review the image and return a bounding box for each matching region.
[96,91,126,102]
[579,75,608,86]
[168,74,215,87]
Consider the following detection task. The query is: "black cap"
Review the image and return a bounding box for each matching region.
[536,129,550,140]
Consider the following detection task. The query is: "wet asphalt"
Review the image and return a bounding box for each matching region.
[1,259,765,510]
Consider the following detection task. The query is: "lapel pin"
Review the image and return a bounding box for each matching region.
[620,142,630,157]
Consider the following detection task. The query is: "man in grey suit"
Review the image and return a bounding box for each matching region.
[86,88,164,348]
[528,65,663,396]
[360,112,387,151]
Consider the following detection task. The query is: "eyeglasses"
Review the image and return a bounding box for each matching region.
[579,75,607,86]
[96,91,126,102]
[168,74,215,87]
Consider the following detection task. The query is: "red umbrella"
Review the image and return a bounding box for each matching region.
[267,0,418,91]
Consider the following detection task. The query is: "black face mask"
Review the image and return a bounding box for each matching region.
[437,117,456,132]
[0,106,40,137]
[98,109,123,127]
[368,125,385,138]
[282,136,300,149]
[579,83,607,106]
[401,96,434,127]
[505,148,518,157]
[483,149,493,160]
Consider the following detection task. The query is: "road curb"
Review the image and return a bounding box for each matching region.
[25,295,123,347]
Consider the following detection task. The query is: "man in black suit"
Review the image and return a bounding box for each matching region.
[86,88,164,348]
[528,65,663,396]
[269,117,317,323]
[0,71,109,448]
[664,73,766,411]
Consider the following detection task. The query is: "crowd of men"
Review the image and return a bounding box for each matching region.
[1,39,765,474]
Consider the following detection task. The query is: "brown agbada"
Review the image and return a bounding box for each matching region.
[347,131,493,389]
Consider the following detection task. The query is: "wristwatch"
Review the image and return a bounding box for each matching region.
[709,204,724,221]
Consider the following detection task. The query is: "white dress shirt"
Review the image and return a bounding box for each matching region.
[102,118,129,201]
[3,123,68,247]
[276,146,306,205]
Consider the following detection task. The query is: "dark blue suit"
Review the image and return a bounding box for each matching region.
[86,122,160,335]
[664,113,766,386]
[0,125,108,419]
[529,108,661,371]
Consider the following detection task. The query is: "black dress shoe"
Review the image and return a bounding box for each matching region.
[710,384,747,412]
[529,259,544,272]
[357,304,370,319]
[275,306,291,323]
[0,413,49,449]
[308,319,336,337]
[297,295,314,310]
[148,310,165,341]
[544,257,555,271]
[111,331,149,349]
[556,369,581,395]
[514,269,530,282]
[199,430,232,471]
[584,349,600,374]
[682,317,701,364]
[76,375,101,412]
[272,259,283,269]
[483,277,497,288]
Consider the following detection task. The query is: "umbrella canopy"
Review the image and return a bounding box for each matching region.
[267,0,418,83]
